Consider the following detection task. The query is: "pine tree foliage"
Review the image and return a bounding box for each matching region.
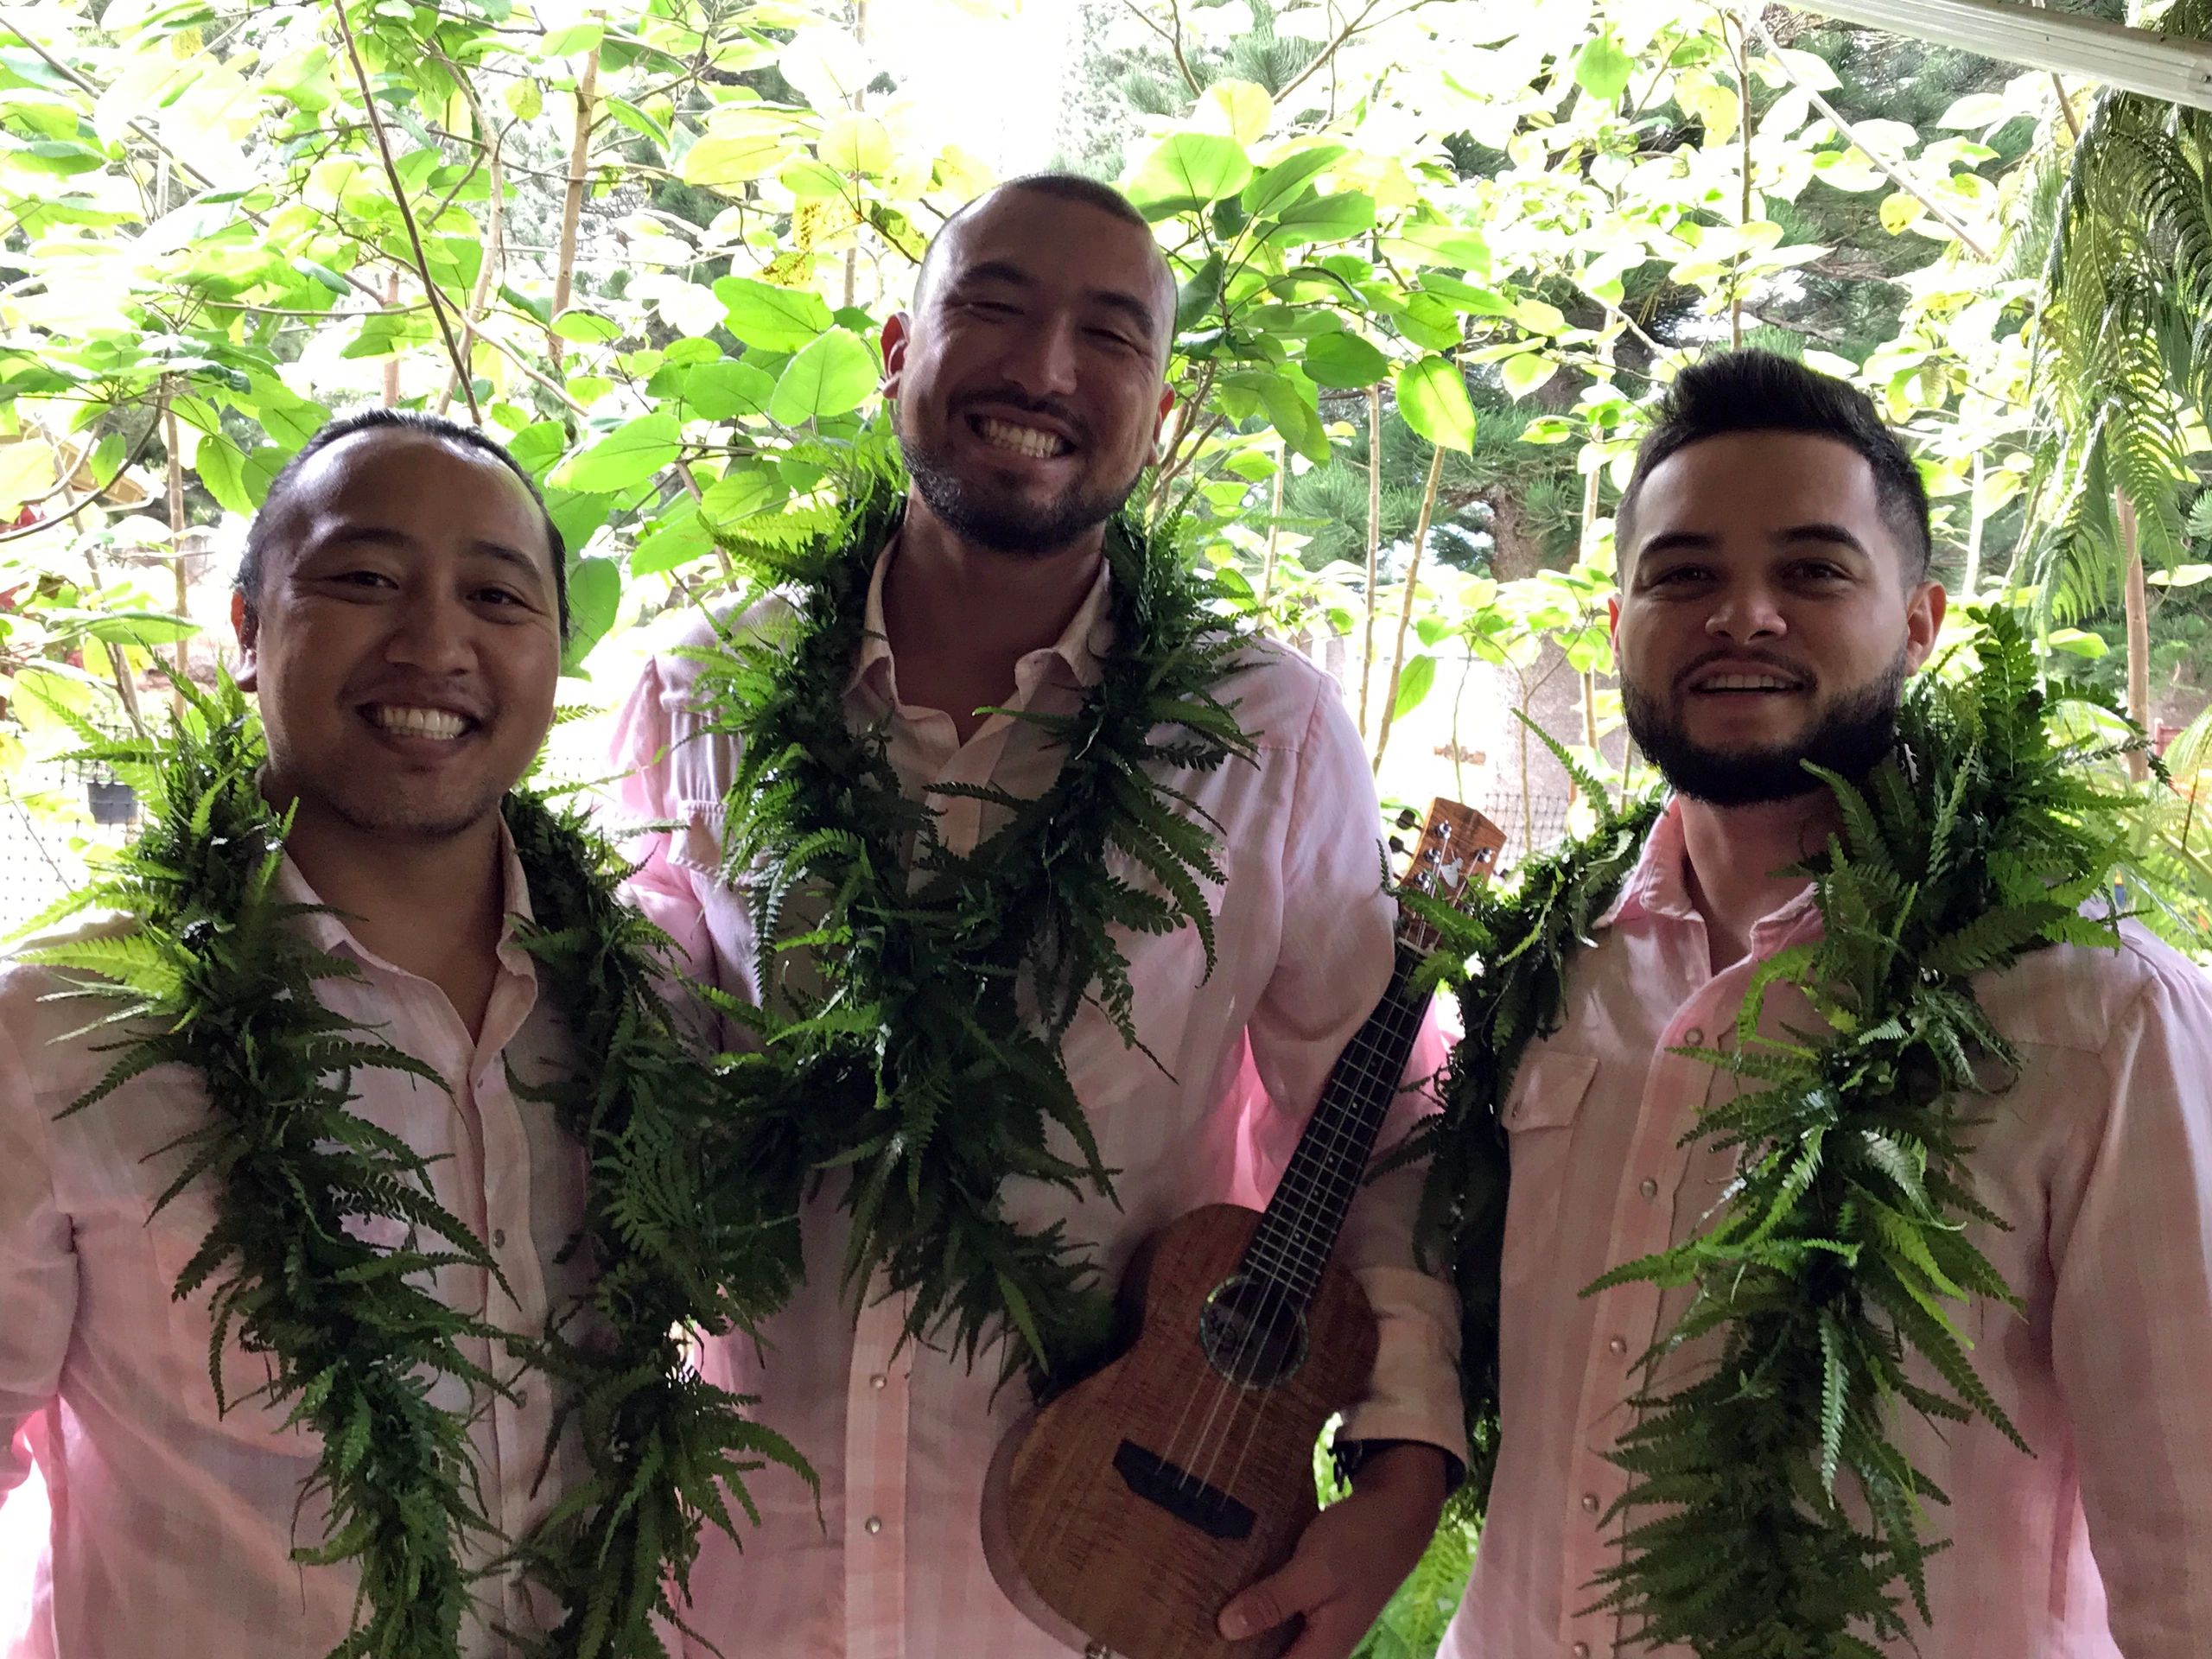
[24,679,809,1659]
[1404,611,2139,1653]
[681,449,1255,1387]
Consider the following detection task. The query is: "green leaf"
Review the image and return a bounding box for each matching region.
[715,277,834,352]
[550,309,622,344]
[1241,143,1346,217]
[563,554,620,666]
[1302,331,1389,389]
[550,414,681,493]
[682,361,776,421]
[1392,652,1437,718]
[1263,189,1376,248]
[505,421,569,479]
[766,327,878,424]
[1395,355,1475,452]
[700,465,785,526]
[2046,627,2108,658]
[539,22,605,56]
[194,435,252,516]
[631,510,714,577]
[817,114,891,175]
[1126,133,1252,219]
[1501,352,1559,400]
[1573,30,1634,103]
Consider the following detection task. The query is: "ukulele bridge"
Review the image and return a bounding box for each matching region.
[1110,1440,1256,1541]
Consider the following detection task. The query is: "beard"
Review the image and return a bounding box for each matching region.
[899,407,1144,557]
[1624,646,1908,807]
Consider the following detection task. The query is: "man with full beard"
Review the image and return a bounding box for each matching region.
[1435,351,2212,1658]
[608,175,1464,1657]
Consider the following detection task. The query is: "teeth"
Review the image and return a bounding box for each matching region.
[370,705,467,740]
[1700,674,1797,691]
[977,416,1070,460]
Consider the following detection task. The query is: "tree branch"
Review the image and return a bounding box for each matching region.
[330,0,481,419]
[1372,440,1446,772]
[1746,9,1993,262]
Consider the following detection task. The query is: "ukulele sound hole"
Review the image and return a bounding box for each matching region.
[1198,1274,1308,1388]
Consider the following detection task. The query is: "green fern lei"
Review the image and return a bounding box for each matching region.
[1402,610,2139,1656]
[27,678,810,1659]
[682,479,1255,1386]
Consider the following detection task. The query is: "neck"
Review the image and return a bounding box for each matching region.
[880,494,1106,731]
[271,785,508,1036]
[1676,791,1840,971]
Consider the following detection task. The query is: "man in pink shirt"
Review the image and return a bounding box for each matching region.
[1440,351,2212,1658]
[2,414,604,1655]
[607,174,1465,1658]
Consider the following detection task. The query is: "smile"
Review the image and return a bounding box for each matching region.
[1693,674,1804,693]
[971,415,1073,460]
[364,703,473,741]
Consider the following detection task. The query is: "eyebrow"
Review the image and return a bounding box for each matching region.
[1633,523,1872,569]
[315,525,552,590]
[950,259,1161,342]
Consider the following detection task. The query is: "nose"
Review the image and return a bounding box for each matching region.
[384,585,475,675]
[995,312,1081,402]
[1704,579,1787,644]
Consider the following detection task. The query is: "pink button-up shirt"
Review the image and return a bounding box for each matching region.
[1442,800,2212,1659]
[0,833,594,1657]
[607,541,1465,1658]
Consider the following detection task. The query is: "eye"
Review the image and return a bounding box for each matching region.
[961,298,1019,317]
[1790,560,1852,582]
[1087,327,1139,353]
[1646,564,1710,588]
[321,568,397,590]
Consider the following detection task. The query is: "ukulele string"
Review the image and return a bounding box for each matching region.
[1176,982,1433,1513]
[1181,987,1425,1505]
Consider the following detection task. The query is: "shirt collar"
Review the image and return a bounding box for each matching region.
[1595,795,1821,946]
[276,814,537,984]
[847,531,1116,703]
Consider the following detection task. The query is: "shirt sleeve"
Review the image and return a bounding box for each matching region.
[1243,678,1465,1462]
[0,1001,76,1508]
[2050,957,2212,1656]
[607,652,724,990]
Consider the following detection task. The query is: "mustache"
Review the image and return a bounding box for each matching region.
[956,389,1089,443]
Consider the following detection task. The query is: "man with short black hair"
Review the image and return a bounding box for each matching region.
[611,174,1465,1658]
[1435,350,2212,1657]
[0,415,768,1656]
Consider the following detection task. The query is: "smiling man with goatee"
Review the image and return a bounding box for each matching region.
[610,175,1467,1659]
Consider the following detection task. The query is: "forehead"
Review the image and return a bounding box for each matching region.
[929,191,1173,321]
[1632,431,1891,543]
[285,431,550,563]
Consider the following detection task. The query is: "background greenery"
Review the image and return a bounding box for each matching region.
[5,0,2212,1649]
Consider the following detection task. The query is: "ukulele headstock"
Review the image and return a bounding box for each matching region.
[1394,798,1505,954]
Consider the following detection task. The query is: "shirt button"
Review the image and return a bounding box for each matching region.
[1607,1336,1627,1356]
[1638,1178,1659,1200]
[1683,1027,1703,1046]
[492,1229,507,1249]
[864,1516,883,1535]
[870,1372,887,1389]
[1580,1493,1599,1513]
[1573,1644,1592,1659]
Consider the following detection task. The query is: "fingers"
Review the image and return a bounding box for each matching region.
[1275,1601,1375,1659]
[1217,1544,1335,1643]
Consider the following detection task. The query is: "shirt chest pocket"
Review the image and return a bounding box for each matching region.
[1498,1048,1599,1289]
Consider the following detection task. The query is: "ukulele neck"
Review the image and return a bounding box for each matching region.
[1236,941,1431,1308]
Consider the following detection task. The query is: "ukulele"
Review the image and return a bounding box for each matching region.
[980,798,1505,1659]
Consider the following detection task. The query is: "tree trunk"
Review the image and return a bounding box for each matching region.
[1357,385,1382,736]
[1373,443,1447,773]
[549,44,601,375]
[2119,486,2152,782]
[1484,488,1541,582]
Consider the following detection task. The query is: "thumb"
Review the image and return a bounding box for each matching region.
[1217,1545,1331,1643]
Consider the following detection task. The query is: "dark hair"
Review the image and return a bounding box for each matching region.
[236,409,569,638]
[913,173,1172,346]
[1615,350,1932,578]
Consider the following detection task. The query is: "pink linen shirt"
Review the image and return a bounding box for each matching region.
[607,540,1465,1658]
[0,833,594,1657]
[1442,799,2212,1659]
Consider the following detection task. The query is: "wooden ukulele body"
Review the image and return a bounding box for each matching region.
[982,1202,1378,1659]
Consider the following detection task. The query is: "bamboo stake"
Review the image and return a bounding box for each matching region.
[1357,385,1382,736]
[549,41,601,376]
[1372,442,1447,773]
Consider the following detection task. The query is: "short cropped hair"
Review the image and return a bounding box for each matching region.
[912,173,1173,353]
[236,409,569,638]
[1615,350,1932,578]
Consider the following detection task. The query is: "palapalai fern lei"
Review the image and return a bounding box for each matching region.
[680,453,1255,1386]
[1396,609,2140,1655]
[23,677,809,1659]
